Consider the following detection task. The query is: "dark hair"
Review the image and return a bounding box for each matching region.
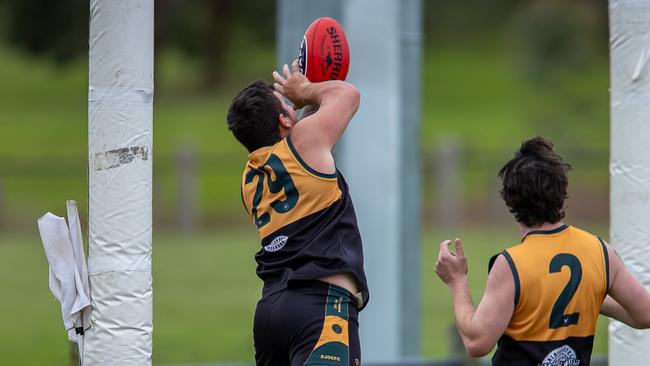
[498,137,572,227]
[226,80,284,152]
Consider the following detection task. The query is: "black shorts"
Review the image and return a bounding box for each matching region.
[254,280,360,366]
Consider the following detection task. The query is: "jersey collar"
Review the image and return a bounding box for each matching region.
[248,145,274,166]
[521,223,569,242]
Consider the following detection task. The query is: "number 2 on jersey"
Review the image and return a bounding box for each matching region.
[245,154,299,228]
[548,253,582,329]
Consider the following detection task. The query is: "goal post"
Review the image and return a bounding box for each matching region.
[609,0,650,364]
[83,0,154,364]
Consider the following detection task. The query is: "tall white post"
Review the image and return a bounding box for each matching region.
[84,1,154,365]
[277,0,343,66]
[340,0,422,361]
[609,0,650,365]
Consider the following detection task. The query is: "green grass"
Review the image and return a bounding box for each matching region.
[421,41,609,200]
[0,227,609,365]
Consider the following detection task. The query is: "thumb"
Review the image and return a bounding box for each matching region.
[439,239,451,256]
[291,59,300,74]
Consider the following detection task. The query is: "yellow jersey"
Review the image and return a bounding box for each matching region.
[240,136,369,308]
[490,224,609,366]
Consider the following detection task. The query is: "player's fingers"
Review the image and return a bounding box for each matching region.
[272,71,285,84]
[436,250,444,262]
[273,83,284,95]
[291,59,300,74]
[455,238,465,258]
[283,63,291,79]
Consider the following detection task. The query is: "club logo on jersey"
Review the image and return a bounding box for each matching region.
[541,345,580,366]
[320,354,341,362]
[264,235,289,252]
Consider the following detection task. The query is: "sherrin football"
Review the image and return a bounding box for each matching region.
[298,17,350,82]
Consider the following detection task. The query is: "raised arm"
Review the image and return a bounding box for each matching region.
[600,241,650,328]
[435,239,515,357]
[273,60,360,174]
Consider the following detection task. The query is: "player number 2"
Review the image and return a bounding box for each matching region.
[548,253,582,329]
[245,154,299,228]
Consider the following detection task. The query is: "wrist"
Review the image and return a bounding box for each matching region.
[448,275,468,290]
[298,81,319,105]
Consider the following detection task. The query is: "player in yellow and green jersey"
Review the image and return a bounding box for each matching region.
[226,60,368,366]
[434,137,650,365]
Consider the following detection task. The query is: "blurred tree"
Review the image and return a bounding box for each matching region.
[424,0,519,45]
[508,0,608,82]
[3,0,87,63]
[506,0,609,151]
[1,0,276,88]
[156,0,275,88]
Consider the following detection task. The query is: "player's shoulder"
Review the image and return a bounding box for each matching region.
[245,139,291,165]
[566,224,599,238]
[488,248,519,274]
[286,133,337,179]
[563,225,608,254]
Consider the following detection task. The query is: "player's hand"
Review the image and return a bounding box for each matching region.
[435,238,469,286]
[273,59,310,109]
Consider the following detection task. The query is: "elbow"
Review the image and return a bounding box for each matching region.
[341,82,360,108]
[465,339,494,358]
[349,87,361,109]
[633,315,650,329]
[467,346,491,358]
[630,299,650,329]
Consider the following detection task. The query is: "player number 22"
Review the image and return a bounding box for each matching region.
[548,253,582,329]
[245,154,299,228]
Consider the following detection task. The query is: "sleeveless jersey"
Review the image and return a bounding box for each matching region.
[241,136,369,309]
[490,225,609,366]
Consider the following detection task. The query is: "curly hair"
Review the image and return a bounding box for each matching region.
[226,80,284,152]
[498,137,572,227]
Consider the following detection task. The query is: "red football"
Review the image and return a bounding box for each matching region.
[298,17,350,82]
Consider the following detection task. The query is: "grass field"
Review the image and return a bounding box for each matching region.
[0,226,609,365]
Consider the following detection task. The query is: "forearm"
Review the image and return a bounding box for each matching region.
[298,80,357,108]
[449,278,480,344]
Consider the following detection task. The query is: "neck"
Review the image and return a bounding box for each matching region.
[519,221,565,238]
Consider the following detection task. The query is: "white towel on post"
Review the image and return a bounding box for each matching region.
[66,200,91,339]
[37,201,92,343]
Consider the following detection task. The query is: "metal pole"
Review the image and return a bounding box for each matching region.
[276,0,343,67]
[609,0,650,365]
[84,0,154,364]
[435,138,461,230]
[340,0,422,361]
[277,0,422,361]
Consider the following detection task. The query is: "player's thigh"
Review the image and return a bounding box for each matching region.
[289,283,361,366]
[254,293,290,366]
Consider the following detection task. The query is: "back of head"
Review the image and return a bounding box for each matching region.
[498,137,572,227]
[227,80,283,152]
